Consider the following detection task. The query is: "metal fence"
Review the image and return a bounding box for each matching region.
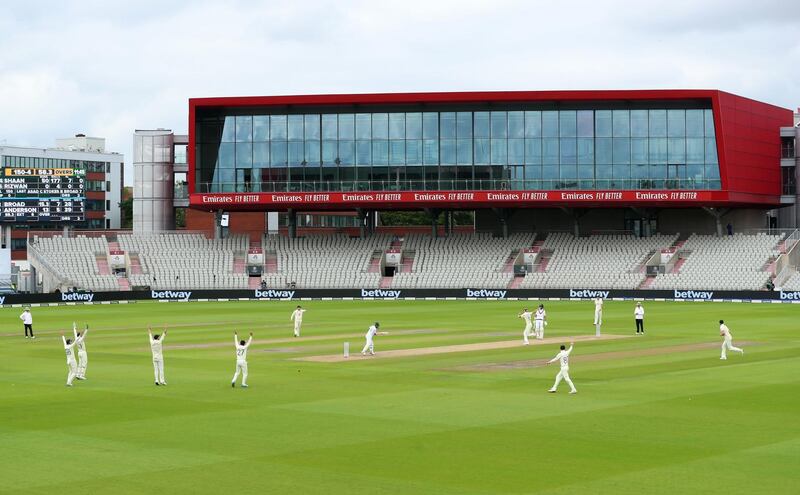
[196,178,723,194]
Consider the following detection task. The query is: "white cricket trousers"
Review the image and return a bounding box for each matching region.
[523,323,533,344]
[534,320,544,339]
[232,360,248,385]
[66,359,77,385]
[77,351,88,378]
[153,359,166,383]
[551,367,576,393]
[294,321,302,337]
[594,308,602,325]
[362,337,374,354]
[721,337,743,359]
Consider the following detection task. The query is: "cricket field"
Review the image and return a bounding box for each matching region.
[1,299,798,494]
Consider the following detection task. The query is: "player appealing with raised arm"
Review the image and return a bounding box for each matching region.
[148,326,168,385]
[73,323,89,380]
[593,298,603,326]
[361,322,388,355]
[547,342,577,394]
[290,305,307,337]
[21,307,34,339]
[634,303,645,334]
[232,331,253,388]
[518,308,533,345]
[534,304,547,340]
[719,320,743,360]
[60,331,78,386]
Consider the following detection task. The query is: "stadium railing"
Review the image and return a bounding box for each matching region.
[195,178,723,193]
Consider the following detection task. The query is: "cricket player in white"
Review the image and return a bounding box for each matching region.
[634,303,645,335]
[21,308,34,339]
[361,322,387,355]
[290,305,306,337]
[534,304,547,340]
[61,331,78,386]
[547,342,577,394]
[73,323,89,380]
[518,308,533,345]
[719,320,743,360]
[148,327,168,385]
[593,298,603,325]
[232,331,253,388]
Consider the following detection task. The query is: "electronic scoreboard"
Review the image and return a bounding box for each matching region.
[0,168,85,222]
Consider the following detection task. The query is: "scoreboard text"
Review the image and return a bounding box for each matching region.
[0,168,85,222]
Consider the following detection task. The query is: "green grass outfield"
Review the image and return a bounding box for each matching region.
[1,299,798,494]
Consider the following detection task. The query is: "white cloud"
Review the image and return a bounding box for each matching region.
[0,0,797,184]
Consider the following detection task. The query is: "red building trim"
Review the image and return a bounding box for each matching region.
[188,90,792,209]
[189,189,778,211]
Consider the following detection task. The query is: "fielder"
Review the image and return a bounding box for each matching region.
[290,305,307,337]
[361,322,387,355]
[20,307,34,339]
[547,342,577,394]
[73,323,89,380]
[518,308,533,345]
[593,298,603,326]
[232,331,253,388]
[60,331,78,386]
[719,320,743,360]
[148,326,168,385]
[534,304,547,340]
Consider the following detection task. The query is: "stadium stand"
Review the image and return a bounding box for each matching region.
[519,233,679,289]
[648,233,783,291]
[29,234,119,291]
[392,232,535,288]
[26,230,787,292]
[779,270,800,290]
[119,233,249,289]
[259,233,390,289]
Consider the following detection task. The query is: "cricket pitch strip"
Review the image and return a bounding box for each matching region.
[294,333,634,362]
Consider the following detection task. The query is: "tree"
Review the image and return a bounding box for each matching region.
[119,197,133,229]
[379,211,474,226]
[175,208,186,228]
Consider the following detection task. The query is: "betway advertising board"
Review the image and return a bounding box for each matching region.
[3,288,800,305]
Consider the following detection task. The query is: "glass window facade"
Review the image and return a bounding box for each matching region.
[195,106,720,192]
[2,156,110,172]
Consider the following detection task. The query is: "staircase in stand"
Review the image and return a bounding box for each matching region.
[233,254,246,274]
[264,252,278,273]
[537,250,553,272]
[117,277,131,291]
[399,250,415,273]
[637,275,656,289]
[95,254,111,275]
[502,250,519,273]
[379,276,393,288]
[635,250,657,273]
[129,253,144,275]
[367,250,383,273]
[108,241,121,251]
[671,256,688,274]
[507,275,524,289]
[248,277,261,289]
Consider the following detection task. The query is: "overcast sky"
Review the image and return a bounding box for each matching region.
[1,0,798,185]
